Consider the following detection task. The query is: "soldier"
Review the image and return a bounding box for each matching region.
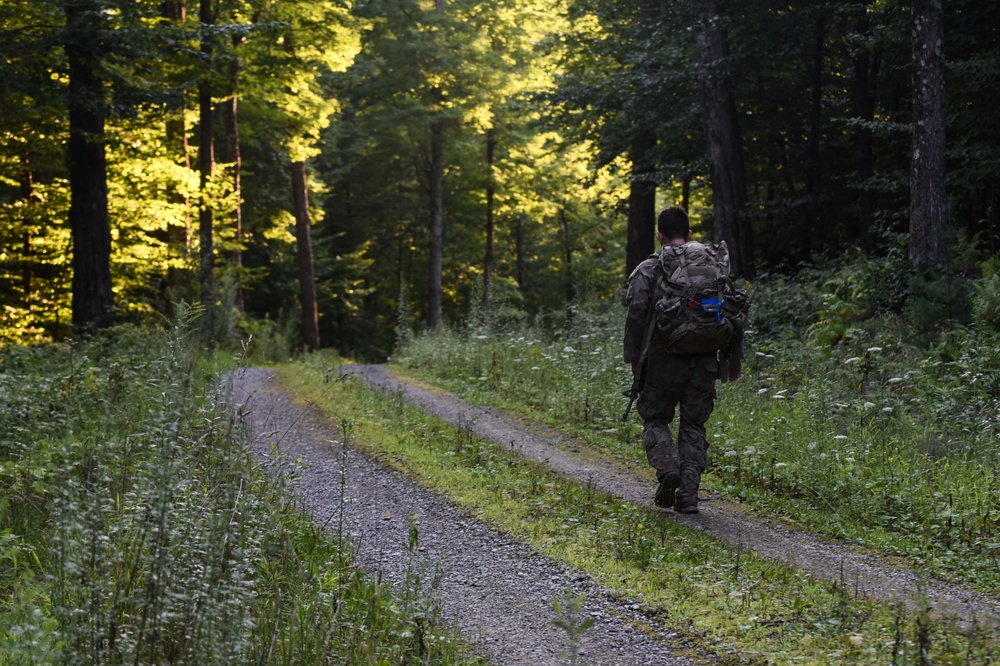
[623,206,744,513]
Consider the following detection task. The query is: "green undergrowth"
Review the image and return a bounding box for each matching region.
[391,277,1000,596]
[279,351,1000,665]
[0,317,477,665]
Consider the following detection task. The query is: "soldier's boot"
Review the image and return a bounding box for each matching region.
[654,469,680,508]
[673,466,701,514]
[643,421,680,508]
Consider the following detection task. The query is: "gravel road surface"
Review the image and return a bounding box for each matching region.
[231,367,702,666]
[229,364,999,665]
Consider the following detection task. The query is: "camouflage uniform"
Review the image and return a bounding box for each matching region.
[624,244,735,510]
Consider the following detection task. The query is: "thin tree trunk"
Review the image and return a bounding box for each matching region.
[427,0,446,329]
[291,161,320,351]
[223,44,244,310]
[66,0,115,332]
[697,0,754,278]
[515,215,525,292]
[198,0,215,300]
[854,0,881,254]
[853,1,879,254]
[562,208,574,303]
[20,166,33,311]
[163,1,190,255]
[428,119,444,330]
[484,128,496,313]
[804,9,825,261]
[626,132,657,277]
[161,1,185,20]
[909,0,947,269]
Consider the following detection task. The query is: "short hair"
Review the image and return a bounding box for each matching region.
[657,206,690,240]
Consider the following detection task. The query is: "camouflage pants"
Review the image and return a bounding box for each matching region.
[636,352,717,503]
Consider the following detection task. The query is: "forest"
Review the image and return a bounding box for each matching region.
[1,0,997,354]
[3,1,1000,663]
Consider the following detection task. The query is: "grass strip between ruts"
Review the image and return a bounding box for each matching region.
[277,353,1000,666]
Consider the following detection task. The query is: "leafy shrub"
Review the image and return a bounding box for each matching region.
[973,271,1000,331]
[903,269,975,341]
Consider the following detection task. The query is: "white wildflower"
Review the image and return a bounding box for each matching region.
[866,347,883,353]
[563,346,577,353]
[844,357,862,365]
[757,388,769,396]
[863,402,876,410]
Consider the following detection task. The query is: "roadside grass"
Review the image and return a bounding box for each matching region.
[281,351,1000,665]
[0,318,478,665]
[390,292,1000,596]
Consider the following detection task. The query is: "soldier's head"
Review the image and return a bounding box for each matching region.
[657,206,690,244]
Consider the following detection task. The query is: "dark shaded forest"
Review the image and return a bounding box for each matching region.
[1,0,997,358]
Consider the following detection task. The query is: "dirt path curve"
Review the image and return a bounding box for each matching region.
[232,367,702,666]
[347,364,1000,627]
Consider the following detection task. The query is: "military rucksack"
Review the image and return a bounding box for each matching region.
[652,241,748,354]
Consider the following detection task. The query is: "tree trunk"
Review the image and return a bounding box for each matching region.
[627,0,661,279]
[515,215,525,292]
[626,131,657,277]
[20,166,34,311]
[428,119,444,330]
[697,1,755,278]
[223,43,244,310]
[160,1,185,20]
[562,208,574,303]
[427,0,446,330]
[483,128,496,314]
[853,1,879,255]
[804,9,825,261]
[163,0,190,255]
[291,161,320,351]
[65,0,115,332]
[909,0,947,269]
[198,0,215,300]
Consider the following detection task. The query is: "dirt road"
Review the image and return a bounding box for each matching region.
[230,365,999,664]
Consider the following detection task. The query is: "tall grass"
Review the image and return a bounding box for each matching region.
[0,314,476,665]
[393,263,1000,593]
